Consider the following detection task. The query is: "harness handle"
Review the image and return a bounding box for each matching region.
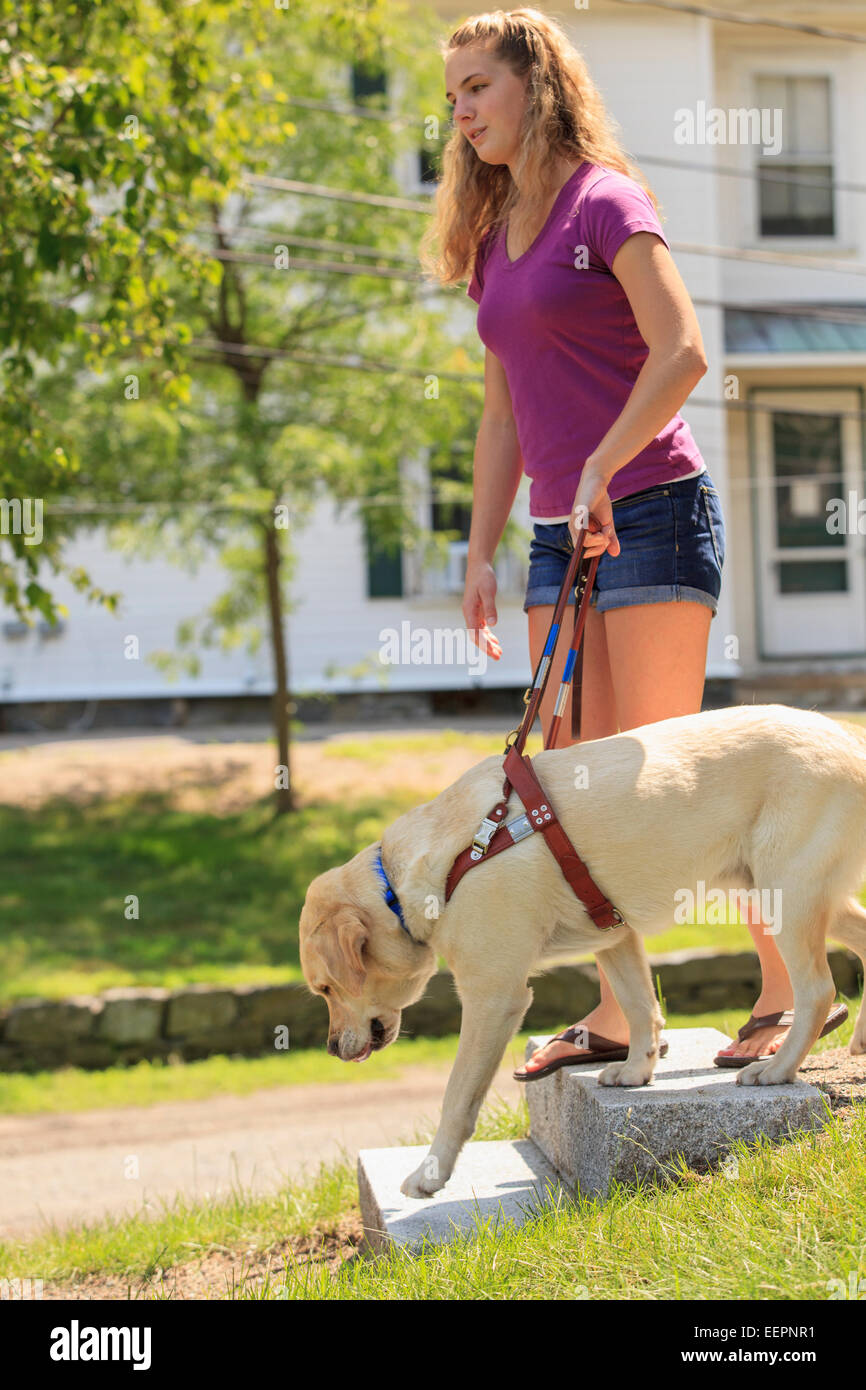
[504,513,602,758]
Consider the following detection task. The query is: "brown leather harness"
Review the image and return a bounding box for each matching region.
[444,515,625,932]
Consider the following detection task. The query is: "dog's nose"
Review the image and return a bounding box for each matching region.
[327,1035,340,1057]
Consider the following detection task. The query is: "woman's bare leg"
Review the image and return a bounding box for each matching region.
[518,598,772,1074]
[517,600,625,1075]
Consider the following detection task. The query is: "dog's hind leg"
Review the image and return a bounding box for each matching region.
[595,930,666,1088]
[400,979,534,1199]
[738,899,836,1087]
[828,895,866,1055]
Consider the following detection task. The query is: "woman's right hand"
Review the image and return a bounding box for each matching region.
[462,560,502,661]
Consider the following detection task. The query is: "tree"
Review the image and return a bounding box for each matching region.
[21,0,498,812]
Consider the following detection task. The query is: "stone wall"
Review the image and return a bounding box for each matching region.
[0,948,861,1072]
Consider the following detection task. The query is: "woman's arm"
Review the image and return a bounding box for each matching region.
[572,231,707,553]
[467,348,524,566]
[463,347,525,659]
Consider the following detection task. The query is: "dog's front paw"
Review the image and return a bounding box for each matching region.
[736,1058,796,1086]
[598,1059,653,1087]
[400,1161,448,1200]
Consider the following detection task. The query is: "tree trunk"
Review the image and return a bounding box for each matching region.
[264,518,294,814]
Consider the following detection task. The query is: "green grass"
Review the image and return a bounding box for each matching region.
[0,788,416,1004]
[300,1106,866,1302]
[0,1031,469,1113]
[0,998,858,1115]
[3,714,863,1003]
[319,730,505,760]
[1,1016,863,1298]
[3,719,863,1297]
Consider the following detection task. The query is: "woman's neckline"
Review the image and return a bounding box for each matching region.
[500,159,592,268]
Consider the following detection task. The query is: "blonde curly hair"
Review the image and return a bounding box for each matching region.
[418,7,661,289]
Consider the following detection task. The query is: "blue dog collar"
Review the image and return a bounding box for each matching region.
[373,846,413,940]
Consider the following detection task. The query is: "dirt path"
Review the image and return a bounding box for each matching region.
[0,1058,526,1243]
[0,720,505,812]
[3,1048,863,1299]
[3,1047,862,1249]
[3,726,863,1298]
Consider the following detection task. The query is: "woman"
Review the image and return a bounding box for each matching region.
[419,7,846,1072]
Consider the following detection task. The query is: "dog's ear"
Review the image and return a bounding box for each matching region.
[318,907,369,998]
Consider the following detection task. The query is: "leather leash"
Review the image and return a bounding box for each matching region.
[444,514,625,931]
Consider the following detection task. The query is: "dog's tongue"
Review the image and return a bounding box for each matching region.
[353,1041,373,1062]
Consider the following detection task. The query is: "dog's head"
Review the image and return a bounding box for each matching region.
[299,860,436,1063]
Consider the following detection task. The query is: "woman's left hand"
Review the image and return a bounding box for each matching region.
[569,463,621,558]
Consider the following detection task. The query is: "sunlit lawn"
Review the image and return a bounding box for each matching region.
[2,717,862,1003]
[0,997,859,1115]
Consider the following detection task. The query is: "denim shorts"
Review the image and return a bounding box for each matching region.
[523,471,726,615]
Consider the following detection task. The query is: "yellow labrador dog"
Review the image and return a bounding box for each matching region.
[299,704,866,1198]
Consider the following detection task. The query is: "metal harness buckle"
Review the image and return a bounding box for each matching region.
[471,816,500,856]
[504,687,532,751]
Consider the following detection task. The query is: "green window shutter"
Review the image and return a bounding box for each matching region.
[364,516,403,598]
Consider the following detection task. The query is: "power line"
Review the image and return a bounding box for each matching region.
[194,239,866,284]
[196,94,866,201]
[40,460,866,513]
[174,336,475,380]
[259,93,400,126]
[672,240,866,278]
[43,490,484,514]
[609,0,866,44]
[225,178,866,279]
[243,173,429,214]
[635,152,866,198]
[78,322,866,421]
[201,245,426,282]
[143,176,866,282]
[691,300,866,325]
[182,220,866,285]
[187,236,866,285]
[191,221,421,265]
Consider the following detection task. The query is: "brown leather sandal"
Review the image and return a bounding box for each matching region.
[513,1023,669,1082]
[714,1001,849,1068]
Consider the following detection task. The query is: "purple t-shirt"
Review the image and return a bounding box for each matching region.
[467,161,705,519]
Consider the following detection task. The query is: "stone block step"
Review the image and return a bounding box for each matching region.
[525,1026,829,1198]
[357,1138,565,1253]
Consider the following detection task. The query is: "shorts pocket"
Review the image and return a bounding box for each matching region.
[700,485,725,570]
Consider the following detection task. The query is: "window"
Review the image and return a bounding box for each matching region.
[771,409,846,594]
[351,60,387,104]
[417,103,451,187]
[431,449,473,537]
[418,142,440,186]
[755,75,834,237]
[363,499,404,598]
[430,447,473,593]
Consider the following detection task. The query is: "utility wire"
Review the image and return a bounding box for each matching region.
[225,176,866,278]
[40,459,866,513]
[176,214,866,286]
[634,152,866,197]
[243,173,429,214]
[135,174,866,281]
[608,0,866,45]
[77,321,866,421]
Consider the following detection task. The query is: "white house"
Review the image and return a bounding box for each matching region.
[6,0,866,715]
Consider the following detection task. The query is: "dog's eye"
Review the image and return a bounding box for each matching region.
[320,985,330,996]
